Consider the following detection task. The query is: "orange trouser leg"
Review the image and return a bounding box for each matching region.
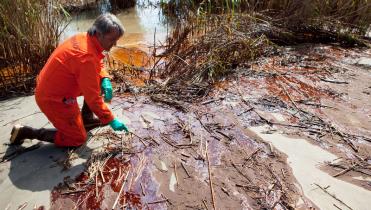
[35,96,87,147]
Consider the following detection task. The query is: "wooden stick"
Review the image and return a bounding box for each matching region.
[100,169,105,183]
[161,194,172,206]
[121,134,124,157]
[314,183,353,210]
[61,190,86,195]
[232,161,251,182]
[161,135,179,148]
[147,199,168,205]
[333,203,342,210]
[112,169,130,210]
[333,164,358,177]
[206,145,216,210]
[202,199,209,210]
[279,82,299,110]
[181,162,191,178]
[215,130,232,141]
[245,148,261,162]
[17,202,27,210]
[95,173,99,199]
[140,182,146,196]
[149,136,160,146]
[319,78,349,84]
[130,132,147,147]
[174,161,179,186]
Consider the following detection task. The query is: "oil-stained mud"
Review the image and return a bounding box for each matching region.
[51,45,371,209]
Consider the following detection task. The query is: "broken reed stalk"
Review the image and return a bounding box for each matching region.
[333,164,359,177]
[147,199,168,205]
[174,160,179,186]
[278,82,300,110]
[206,143,217,210]
[181,162,191,178]
[17,202,28,210]
[112,167,131,210]
[149,27,157,80]
[121,134,124,157]
[140,182,146,196]
[231,161,251,182]
[202,199,209,210]
[128,131,147,148]
[314,183,353,210]
[95,173,99,199]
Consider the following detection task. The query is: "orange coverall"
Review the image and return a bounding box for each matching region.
[35,33,114,147]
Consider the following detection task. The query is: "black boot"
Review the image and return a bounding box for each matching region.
[82,100,102,131]
[10,125,56,145]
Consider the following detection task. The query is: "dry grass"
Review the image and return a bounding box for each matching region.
[147,15,273,102]
[149,0,370,102]
[159,16,271,83]
[162,0,371,37]
[0,0,67,99]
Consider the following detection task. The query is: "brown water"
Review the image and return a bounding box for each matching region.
[61,1,171,48]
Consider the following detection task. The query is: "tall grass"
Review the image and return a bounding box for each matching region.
[0,0,67,98]
[153,0,370,100]
[162,0,371,36]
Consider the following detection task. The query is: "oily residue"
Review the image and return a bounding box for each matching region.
[109,47,150,68]
[258,55,336,103]
[51,157,141,209]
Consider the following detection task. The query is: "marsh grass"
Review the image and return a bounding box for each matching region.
[157,0,370,84]
[0,0,67,98]
[162,0,371,38]
[151,0,369,101]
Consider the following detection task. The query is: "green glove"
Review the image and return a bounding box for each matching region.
[101,78,113,102]
[109,118,129,132]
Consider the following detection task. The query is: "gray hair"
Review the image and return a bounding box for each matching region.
[87,13,125,36]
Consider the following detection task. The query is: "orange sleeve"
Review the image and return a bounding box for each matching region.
[77,55,115,124]
[99,60,112,79]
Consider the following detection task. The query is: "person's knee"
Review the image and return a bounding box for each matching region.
[73,133,87,147]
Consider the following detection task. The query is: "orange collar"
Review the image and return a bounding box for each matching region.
[88,33,105,59]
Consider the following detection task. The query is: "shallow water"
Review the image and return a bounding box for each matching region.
[61,0,170,47]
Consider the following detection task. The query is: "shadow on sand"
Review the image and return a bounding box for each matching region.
[2,142,92,192]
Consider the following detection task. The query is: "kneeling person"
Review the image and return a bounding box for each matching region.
[10,13,129,147]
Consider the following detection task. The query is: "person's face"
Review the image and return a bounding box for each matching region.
[97,28,121,51]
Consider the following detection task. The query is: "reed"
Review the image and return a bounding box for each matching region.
[153,14,272,98]
[0,0,67,98]
[153,0,369,99]
[162,0,371,36]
